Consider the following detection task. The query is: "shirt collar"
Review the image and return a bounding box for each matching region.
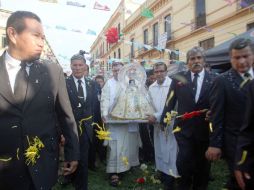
[154,76,171,87]
[191,68,205,79]
[73,75,85,84]
[5,51,21,70]
[239,68,254,79]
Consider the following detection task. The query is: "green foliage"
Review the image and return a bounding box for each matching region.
[53,161,228,190]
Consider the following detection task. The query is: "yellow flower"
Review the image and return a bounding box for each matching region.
[24,136,44,166]
[121,156,129,166]
[209,122,213,133]
[0,157,12,162]
[166,91,174,106]
[172,126,181,134]
[238,150,248,165]
[79,116,93,136]
[163,112,172,125]
[92,122,112,140]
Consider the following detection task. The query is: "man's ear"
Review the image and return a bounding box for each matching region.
[6,27,17,45]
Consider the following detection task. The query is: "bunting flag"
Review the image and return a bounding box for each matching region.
[55,25,67,30]
[141,8,154,18]
[224,0,234,6]
[86,29,97,36]
[39,0,58,3]
[93,1,110,11]
[202,25,212,32]
[66,1,86,7]
[71,29,82,33]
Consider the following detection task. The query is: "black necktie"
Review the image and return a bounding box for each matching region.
[244,72,252,80]
[192,73,199,96]
[14,62,28,106]
[77,79,85,104]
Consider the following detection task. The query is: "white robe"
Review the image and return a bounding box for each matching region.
[149,77,179,177]
[101,77,141,173]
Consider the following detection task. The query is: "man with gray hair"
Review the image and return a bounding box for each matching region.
[161,47,215,189]
[65,53,100,190]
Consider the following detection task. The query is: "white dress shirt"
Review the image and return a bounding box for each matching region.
[239,68,254,80]
[73,76,87,100]
[191,69,205,102]
[5,51,33,93]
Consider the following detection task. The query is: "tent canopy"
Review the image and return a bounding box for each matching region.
[205,29,254,69]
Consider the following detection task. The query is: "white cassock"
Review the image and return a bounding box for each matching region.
[149,76,179,177]
[101,77,141,173]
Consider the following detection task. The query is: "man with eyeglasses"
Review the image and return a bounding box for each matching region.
[147,62,178,190]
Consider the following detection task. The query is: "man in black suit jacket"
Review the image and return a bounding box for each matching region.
[65,54,99,190]
[161,47,215,190]
[206,38,254,190]
[0,11,79,190]
[235,80,254,190]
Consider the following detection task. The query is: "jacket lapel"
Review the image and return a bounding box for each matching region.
[184,71,196,98]
[23,62,46,111]
[68,75,81,105]
[197,71,210,103]
[0,52,20,109]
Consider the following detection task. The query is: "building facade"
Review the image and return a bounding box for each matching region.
[90,0,254,75]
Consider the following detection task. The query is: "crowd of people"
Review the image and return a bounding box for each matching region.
[0,10,254,190]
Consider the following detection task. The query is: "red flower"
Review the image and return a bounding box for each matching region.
[136,177,145,184]
[181,110,204,120]
[105,27,119,44]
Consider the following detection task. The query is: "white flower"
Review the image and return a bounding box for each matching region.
[140,163,148,171]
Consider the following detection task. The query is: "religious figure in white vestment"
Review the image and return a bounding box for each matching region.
[100,62,141,187]
[147,62,179,190]
[110,63,155,120]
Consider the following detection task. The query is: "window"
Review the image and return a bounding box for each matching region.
[118,48,121,58]
[195,0,206,29]
[247,22,254,30]
[143,29,148,50]
[130,38,134,58]
[153,22,158,46]
[118,23,121,37]
[114,52,116,58]
[199,37,214,50]
[164,15,172,40]
[1,35,7,48]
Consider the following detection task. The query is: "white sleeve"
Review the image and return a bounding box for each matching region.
[100,80,110,117]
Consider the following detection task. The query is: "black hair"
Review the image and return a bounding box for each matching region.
[229,38,254,56]
[95,75,104,81]
[153,62,167,71]
[6,11,41,44]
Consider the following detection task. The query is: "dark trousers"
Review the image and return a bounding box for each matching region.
[72,132,89,190]
[223,134,241,190]
[175,134,210,190]
[88,125,106,168]
[161,172,175,190]
[139,123,154,162]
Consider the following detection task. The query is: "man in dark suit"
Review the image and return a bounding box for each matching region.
[161,47,215,190]
[65,54,99,190]
[235,79,254,190]
[206,38,254,190]
[0,11,79,190]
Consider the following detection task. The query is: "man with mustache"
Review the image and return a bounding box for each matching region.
[206,38,254,190]
[161,47,215,190]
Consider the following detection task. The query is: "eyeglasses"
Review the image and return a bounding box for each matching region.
[154,70,166,74]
